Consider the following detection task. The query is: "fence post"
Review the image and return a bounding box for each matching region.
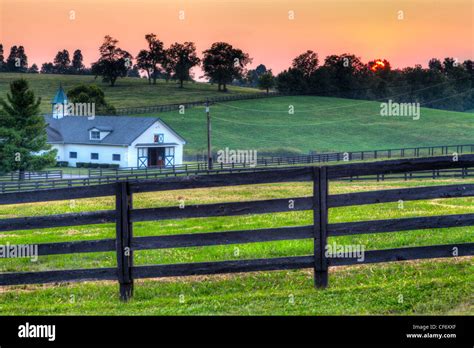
[115,181,134,301]
[313,166,329,288]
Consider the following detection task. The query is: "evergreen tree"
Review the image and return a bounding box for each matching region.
[0,79,56,178]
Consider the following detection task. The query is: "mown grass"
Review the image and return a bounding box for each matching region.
[0,73,260,114]
[0,178,473,315]
[1,259,472,315]
[146,96,474,155]
[2,74,473,157]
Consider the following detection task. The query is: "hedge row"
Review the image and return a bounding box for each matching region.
[75,162,120,169]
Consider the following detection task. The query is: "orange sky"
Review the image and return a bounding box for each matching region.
[0,0,472,74]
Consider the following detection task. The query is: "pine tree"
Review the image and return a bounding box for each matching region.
[0,79,56,178]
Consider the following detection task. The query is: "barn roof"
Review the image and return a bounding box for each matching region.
[44,115,186,146]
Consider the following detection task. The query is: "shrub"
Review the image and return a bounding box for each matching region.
[75,162,120,169]
[55,161,69,167]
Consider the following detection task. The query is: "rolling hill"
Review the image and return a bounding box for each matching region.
[147,96,474,156]
[0,73,261,114]
[1,73,473,156]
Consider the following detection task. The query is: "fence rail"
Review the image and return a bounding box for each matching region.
[113,92,282,116]
[0,165,276,193]
[0,155,473,300]
[3,165,474,194]
[1,144,472,193]
[0,170,62,182]
[189,144,474,164]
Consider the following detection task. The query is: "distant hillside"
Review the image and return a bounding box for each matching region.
[0,73,261,114]
[142,96,474,156]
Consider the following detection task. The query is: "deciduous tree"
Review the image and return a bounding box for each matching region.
[167,42,200,88]
[91,36,132,87]
[202,42,251,92]
[258,70,275,93]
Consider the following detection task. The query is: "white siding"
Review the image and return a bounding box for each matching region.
[129,120,185,167]
[55,144,129,167]
[50,119,185,168]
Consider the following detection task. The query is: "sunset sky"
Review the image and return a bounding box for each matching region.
[0,0,472,74]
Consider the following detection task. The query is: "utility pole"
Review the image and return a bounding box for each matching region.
[206,99,213,170]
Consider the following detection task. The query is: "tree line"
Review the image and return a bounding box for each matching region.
[1,38,473,111]
[275,51,474,112]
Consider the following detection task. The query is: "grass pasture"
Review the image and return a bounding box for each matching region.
[141,96,474,156]
[0,178,473,315]
[2,73,474,157]
[0,73,261,114]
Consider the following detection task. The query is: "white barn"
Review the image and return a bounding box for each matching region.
[44,87,186,168]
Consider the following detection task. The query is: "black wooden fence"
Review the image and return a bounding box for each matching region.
[190,143,474,165]
[0,170,62,182]
[0,155,473,300]
[113,92,282,115]
[3,165,474,194]
[0,165,272,193]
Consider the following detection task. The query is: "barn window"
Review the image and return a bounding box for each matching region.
[69,152,77,159]
[113,154,121,161]
[154,133,164,143]
[91,153,99,160]
[90,131,100,140]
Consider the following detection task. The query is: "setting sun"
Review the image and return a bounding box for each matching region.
[371,59,386,72]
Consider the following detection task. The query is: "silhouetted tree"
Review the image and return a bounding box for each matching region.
[202,42,251,91]
[53,49,71,74]
[127,65,141,78]
[0,44,4,72]
[428,58,443,72]
[6,45,28,72]
[40,62,55,74]
[28,64,39,74]
[258,70,275,93]
[71,49,85,74]
[91,36,132,86]
[136,49,154,84]
[244,64,267,86]
[168,42,200,88]
[276,68,307,93]
[292,50,319,78]
[160,53,174,82]
[137,34,166,84]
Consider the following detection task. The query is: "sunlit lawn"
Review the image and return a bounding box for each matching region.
[0,178,472,315]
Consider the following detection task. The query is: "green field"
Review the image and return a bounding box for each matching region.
[1,73,473,157]
[0,74,472,315]
[149,96,474,156]
[0,178,472,315]
[0,73,261,114]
